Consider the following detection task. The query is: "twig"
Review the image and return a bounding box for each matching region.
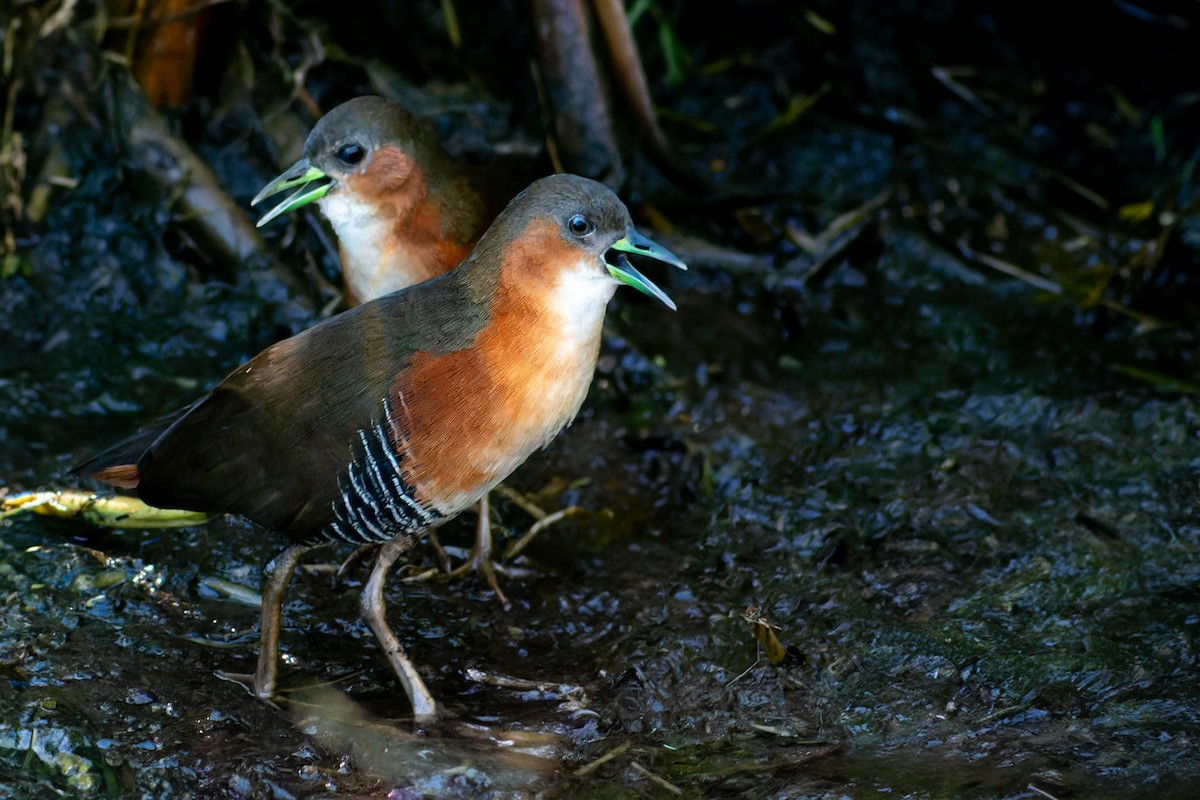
[655,234,777,274]
[790,189,891,285]
[788,189,891,257]
[631,761,684,795]
[979,702,1031,724]
[439,0,461,49]
[956,242,1063,294]
[492,483,548,519]
[573,740,632,776]
[503,506,584,559]
[39,0,79,38]
[704,743,842,781]
[956,242,1170,330]
[1048,169,1109,210]
[592,0,708,192]
[932,65,1109,210]
[726,651,763,687]
[463,667,583,698]
[931,66,993,118]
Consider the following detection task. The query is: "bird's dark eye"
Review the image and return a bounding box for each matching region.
[568,214,594,237]
[337,144,365,165]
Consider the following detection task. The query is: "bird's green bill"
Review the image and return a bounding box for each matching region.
[251,160,332,228]
[607,230,688,311]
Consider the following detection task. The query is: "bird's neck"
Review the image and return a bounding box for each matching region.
[473,223,617,457]
[321,170,480,306]
[488,220,616,357]
[396,226,616,516]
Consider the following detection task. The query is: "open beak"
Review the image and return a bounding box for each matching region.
[606,229,688,311]
[251,158,332,228]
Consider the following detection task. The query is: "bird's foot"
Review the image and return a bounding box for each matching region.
[436,543,511,607]
[424,530,454,573]
[400,490,584,608]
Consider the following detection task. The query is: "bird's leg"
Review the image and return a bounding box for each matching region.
[424,530,454,573]
[467,494,508,605]
[338,542,379,575]
[216,542,314,700]
[254,544,314,698]
[361,537,440,725]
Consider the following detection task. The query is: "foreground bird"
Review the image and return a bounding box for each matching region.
[83,174,686,722]
[253,95,534,595]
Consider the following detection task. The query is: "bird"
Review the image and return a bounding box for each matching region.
[82,173,687,723]
[252,95,536,597]
[252,95,528,306]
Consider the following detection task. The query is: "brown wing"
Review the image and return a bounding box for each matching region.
[132,268,492,541]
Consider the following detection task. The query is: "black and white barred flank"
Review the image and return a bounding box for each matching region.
[326,402,441,544]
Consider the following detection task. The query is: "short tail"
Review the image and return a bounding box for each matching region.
[89,463,142,489]
[72,404,193,488]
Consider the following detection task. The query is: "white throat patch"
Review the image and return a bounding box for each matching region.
[551,257,619,343]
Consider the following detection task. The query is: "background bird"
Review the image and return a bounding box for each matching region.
[254,95,531,305]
